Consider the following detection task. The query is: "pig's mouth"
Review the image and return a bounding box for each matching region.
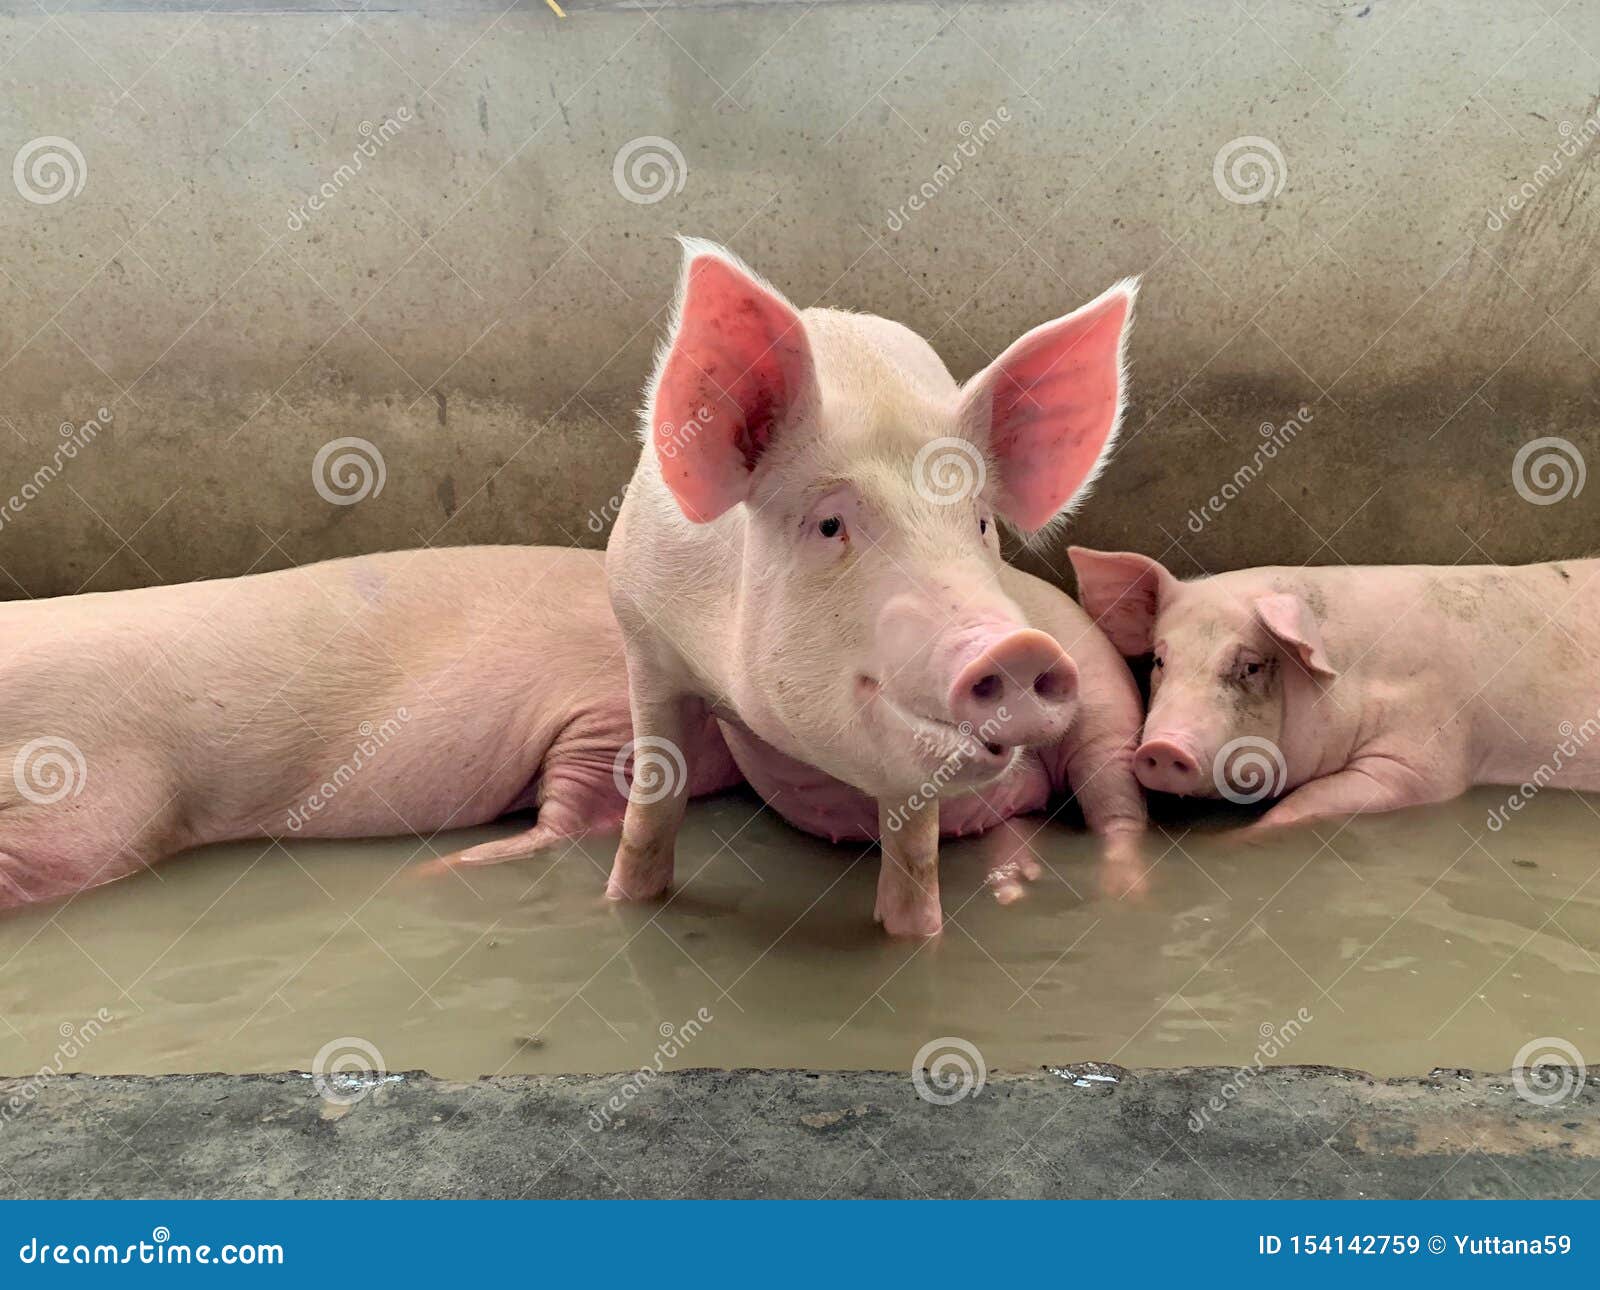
[856,676,1015,776]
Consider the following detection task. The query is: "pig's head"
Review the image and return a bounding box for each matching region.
[1069,549,1337,798]
[644,239,1135,800]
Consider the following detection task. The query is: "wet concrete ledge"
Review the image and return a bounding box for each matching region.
[1,1065,1596,1199]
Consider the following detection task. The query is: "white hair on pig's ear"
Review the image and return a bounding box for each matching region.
[636,236,787,443]
[958,276,1139,546]
[637,236,817,523]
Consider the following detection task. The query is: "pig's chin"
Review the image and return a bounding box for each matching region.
[859,685,1017,793]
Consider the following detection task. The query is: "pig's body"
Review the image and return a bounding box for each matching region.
[607,241,1142,935]
[725,565,1145,845]
[1071,550,1600,829]
[0,547,738,907]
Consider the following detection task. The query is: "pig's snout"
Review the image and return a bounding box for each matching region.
[948,629,1077,747]
[1134,737,1205,796]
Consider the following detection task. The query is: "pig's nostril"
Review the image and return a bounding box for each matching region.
[1033,669,1062,698]
[970,673,1003,702]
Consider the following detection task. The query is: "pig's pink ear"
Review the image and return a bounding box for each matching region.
[1255,593,1337,680]
[647,239,817,523]
[1067,546,1169,656]
[960,278,1136,531]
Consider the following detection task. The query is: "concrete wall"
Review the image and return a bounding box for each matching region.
[1,0,1597,598]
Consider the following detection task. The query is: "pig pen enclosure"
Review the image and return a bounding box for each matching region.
[2,0,1600,1199]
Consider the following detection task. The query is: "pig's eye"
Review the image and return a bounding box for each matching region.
[817,516,844,539]
[1152,656,1164,669]
[1245,662,1263,677]
[979,517,990,536]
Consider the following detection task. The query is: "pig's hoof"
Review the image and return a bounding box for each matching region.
[874,903,944,938]
[604,847,673,901]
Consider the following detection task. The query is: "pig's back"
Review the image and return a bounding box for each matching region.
[0,546,618,841]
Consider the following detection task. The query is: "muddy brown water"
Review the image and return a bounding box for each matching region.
[1,787,1596,1081]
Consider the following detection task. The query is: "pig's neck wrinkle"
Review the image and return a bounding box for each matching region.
[1282,668,1364,788]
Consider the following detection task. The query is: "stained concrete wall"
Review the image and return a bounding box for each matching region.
[1,0,1597,599]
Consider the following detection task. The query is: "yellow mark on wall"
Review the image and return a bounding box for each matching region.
[546,0,566,16]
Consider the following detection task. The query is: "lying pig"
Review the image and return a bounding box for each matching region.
[1069,548,1600,828]
[606,238,1143,936]
[0,547,738,907]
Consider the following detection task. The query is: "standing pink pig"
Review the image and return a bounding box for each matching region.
[0,547,737,907]
[606,240,1145,936]
[1069,549,1600,828]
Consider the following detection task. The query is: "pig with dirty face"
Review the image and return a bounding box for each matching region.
[607,239,1143,936]
[1069,548,1600,830]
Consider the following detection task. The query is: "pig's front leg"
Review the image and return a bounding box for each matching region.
[874,796,943,937]
[606,690,708,901]
[1251,757,1442,833]
[1065,731,1147,855]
